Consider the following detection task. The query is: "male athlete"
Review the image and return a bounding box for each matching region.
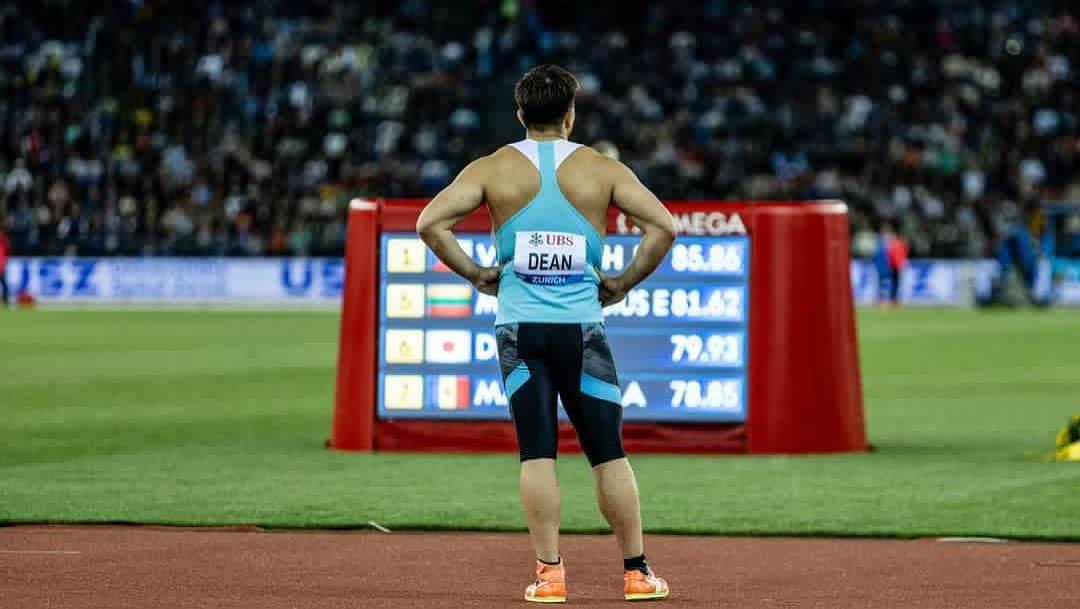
[417,65,676,603]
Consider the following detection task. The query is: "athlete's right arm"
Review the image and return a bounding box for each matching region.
[417,158,501,295]
[601,161,677,306]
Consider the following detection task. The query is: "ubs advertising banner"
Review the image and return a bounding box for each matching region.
[5,257,1079,306]
[4,257,344,305]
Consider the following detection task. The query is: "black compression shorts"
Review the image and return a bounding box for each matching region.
[495,322,625,467]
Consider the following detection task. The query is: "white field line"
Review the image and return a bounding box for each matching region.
[0,550,82,555]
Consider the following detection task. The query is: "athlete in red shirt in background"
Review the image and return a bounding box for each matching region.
[0,227,10,307]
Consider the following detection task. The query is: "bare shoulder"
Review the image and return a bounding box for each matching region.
[563,144,625,178]
[568,144,607,165]
[488,145,551,178]
[486,145,524,166]
[556,145,625,218]
[469,145,539,176]
[457,151,501,179]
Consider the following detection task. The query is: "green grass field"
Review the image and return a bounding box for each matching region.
[1,309,1078,539]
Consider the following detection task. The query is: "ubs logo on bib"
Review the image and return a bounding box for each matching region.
[530,232,576,248]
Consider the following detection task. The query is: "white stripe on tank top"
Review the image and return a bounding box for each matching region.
[509,138,583,170]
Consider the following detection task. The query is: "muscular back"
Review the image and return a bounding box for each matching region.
[482,143,616,236]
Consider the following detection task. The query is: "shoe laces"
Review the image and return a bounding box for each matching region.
[625,567,658,583]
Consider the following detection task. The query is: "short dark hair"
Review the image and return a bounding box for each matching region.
[514,65,579,128]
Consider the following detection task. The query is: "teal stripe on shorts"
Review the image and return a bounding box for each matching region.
[580,372,621,404]
[505,362,531,398]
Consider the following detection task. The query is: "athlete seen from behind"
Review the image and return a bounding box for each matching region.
[417,64,676,603]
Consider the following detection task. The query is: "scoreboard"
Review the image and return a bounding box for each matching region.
[376,233,750,423]
[332,199,866,455]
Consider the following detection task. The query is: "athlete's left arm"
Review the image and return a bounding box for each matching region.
[417,158,501,295]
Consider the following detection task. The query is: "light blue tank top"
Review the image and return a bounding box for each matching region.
[494,139,604,325]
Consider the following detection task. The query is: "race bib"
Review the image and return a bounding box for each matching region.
[513,231,587,285]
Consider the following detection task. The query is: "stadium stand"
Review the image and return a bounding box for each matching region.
[1,1,1078,257]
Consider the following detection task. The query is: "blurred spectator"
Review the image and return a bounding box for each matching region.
[4,159,32,195]
[875,223,909,307]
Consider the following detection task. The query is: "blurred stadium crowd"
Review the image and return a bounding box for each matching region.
[1,0,1078,257]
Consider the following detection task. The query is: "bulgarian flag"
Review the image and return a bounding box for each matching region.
[426,284,472,318]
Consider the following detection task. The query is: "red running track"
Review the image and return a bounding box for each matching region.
[1,526,1078,608]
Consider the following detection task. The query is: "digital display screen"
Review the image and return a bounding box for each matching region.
[377,234,749,422]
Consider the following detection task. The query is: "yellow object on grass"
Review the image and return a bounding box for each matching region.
[1057,442,1080,461]
[1051,415,1080,462]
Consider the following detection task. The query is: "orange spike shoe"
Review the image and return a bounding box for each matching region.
[624,566,669,601]
[524,559,567,604]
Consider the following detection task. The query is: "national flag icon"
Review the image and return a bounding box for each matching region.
[383,375,424,410]
[424,330,472,364]
[426,284,473,318]
[428,375,471,410]
[386,284,425,318]
[384,329,425,364]
[386,238,427,273]
[431,239,474,272]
